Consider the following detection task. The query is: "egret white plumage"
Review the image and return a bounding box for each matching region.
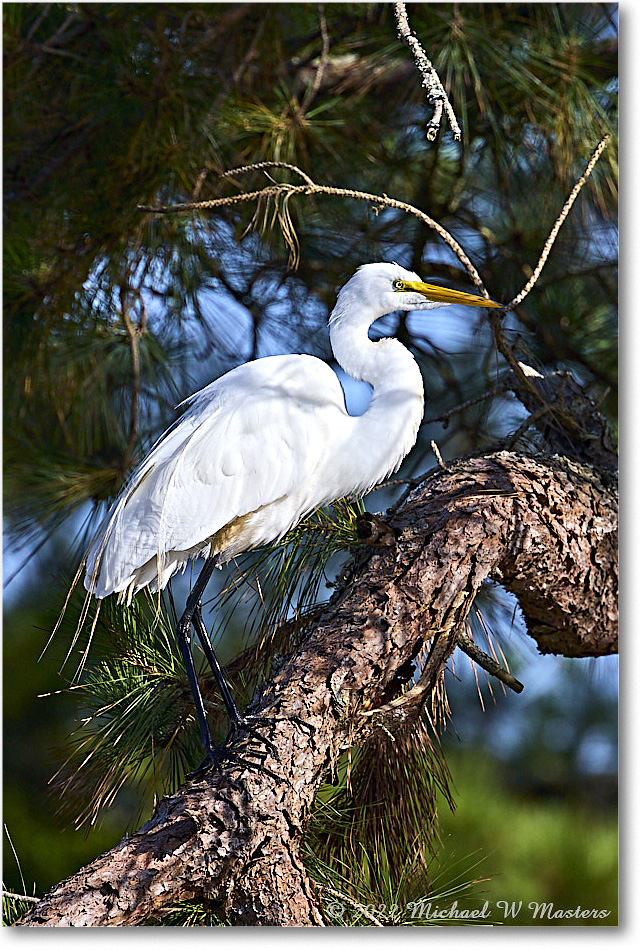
[84,262,500,767]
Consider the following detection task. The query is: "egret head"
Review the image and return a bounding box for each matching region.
[335,261,501,321]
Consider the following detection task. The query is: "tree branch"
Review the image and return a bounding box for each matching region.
[394,2,461,141]
[506,134,611,311]
[18,452,617,926]
[138,168,488,293]
[139,132,609,306]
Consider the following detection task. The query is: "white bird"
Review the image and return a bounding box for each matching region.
[84,261,500,767]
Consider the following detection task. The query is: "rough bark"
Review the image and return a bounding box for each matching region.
[18,451,618,927]
[509,365,618,476]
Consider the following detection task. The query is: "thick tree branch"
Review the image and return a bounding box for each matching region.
[18,452,617,926]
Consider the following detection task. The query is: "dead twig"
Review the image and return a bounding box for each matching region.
[394,2,461,142]
[138,169,487,293]
[456,630,524,694]
[420,383,514,427]
[485,134,611,447]
[507,133,611,311]
[300,4,330,113]
[430,439,447,470]
[2,890,40,904]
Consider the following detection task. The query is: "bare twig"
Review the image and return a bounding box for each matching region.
[421,384,514,428]
[507,133,611,310]
[138,169,487,293]
[220,160,316,188]
[373,473,427,492]
[2,890,40,904]
[456,630,524,693]
[394,2,461,141]
[430,439,447,470]
[300,4,330,113]
[483,137,610,436]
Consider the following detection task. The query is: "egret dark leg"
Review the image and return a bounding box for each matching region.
[176,557,276,778]
[191,606,243,728]
[175,612,217,759]
[192,607,277,756]
[175,556,221,764]
[179,555,242,729]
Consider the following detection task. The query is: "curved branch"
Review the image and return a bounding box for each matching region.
[138,133,610,307]
[506,134,611,311]
[18,452,617,926]
[138,176,487,294]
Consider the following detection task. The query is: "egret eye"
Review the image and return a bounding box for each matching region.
[393,279,405,291]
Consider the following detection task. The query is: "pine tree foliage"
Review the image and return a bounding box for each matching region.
[5,2,617,539]
[2,829,40,925]
[4,2,617,918]
[50,593,204,829]
[51,497,366,827]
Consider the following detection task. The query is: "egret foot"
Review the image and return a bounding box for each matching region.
[222,712,278,754]
[187,747,226,780]
[188,745,282,783]
[186,714,282,782]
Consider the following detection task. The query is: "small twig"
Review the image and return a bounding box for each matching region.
[430,439,447,470]
[488,136,611,419]
[507,133,611,311]
[394,2,461,142]
[2,890,40,904]
[457,630,524,693]
[300,4,329,113]
[372,473,426,491]
[421,384,514,427]
[219,161,316,188]
[318,885,385,926]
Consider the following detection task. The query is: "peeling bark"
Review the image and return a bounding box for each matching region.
[18,451,617,927]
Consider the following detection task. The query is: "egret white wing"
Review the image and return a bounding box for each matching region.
[84,354,348,599]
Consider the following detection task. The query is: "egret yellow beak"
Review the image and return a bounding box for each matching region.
[395,280,502,308]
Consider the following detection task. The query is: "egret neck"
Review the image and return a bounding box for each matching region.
[329,294,425,493]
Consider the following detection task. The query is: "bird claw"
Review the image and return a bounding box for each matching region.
[187,748,224,780]
[187,744,281,783]
[225,710,315,749]
[186,715,282,783]
[186,711,315,784]
[223,713,278,754]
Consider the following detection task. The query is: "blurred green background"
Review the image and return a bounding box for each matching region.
[3,542,618,922]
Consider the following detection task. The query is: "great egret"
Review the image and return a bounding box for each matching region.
[84,262,500,766]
